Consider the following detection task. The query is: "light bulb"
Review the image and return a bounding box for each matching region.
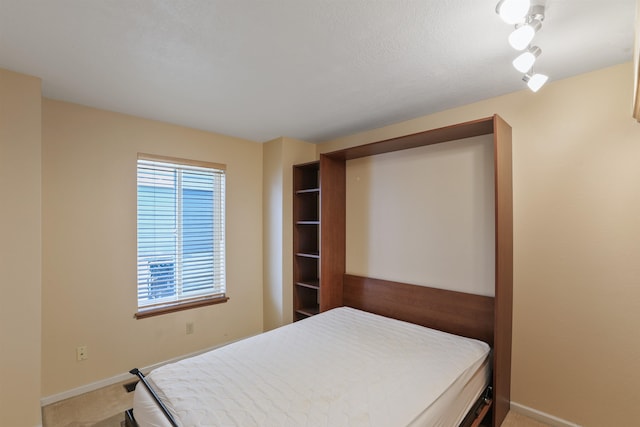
[512,46,541,73]
[523,73,548,92]
[496,0,531,25]
[508,20,541,50]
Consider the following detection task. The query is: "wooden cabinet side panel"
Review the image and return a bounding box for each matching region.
[493,115,513,427]
[319,155,346,311]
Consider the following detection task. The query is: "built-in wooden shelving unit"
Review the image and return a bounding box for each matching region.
[293,161,321,320]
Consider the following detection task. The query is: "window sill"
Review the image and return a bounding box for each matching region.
[135,295,229,319]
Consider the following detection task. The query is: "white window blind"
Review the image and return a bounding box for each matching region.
[137,154,226,311]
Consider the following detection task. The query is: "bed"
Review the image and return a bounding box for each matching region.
[125,275,498,427]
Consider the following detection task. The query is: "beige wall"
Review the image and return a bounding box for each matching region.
[0,69,43,426]
[319,62,640,426]
[263,137,315,330]
[263,137,285,330]
[41,99,264,396]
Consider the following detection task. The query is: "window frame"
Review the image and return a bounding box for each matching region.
[134,153,228,319]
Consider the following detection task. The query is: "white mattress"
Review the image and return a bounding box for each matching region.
[133,307,490,427]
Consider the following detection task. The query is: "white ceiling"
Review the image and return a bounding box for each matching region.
[0,1,635,142]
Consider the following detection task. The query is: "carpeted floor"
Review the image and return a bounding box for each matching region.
[42,379,133,427]
[92,413,125,427]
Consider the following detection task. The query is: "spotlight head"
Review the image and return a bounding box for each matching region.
[523,73,548,92]
[496,0,531,25]
[512,46,541,73]
[508,19,542,50]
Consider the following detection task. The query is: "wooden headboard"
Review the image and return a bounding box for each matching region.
[342,274,495,346]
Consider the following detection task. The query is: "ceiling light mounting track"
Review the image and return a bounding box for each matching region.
[496,1,549,92]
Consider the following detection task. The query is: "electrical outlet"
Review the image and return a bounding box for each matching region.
[186,322,194,335]
[76,345,88,361]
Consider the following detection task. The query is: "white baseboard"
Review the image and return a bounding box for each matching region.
[511,401,582,427]
[40,341,232,407]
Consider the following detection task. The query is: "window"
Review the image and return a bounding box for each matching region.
[136,153,227,318]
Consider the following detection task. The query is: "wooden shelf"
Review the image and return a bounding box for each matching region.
[295,280,320,290]
[296,188,320,194]
[296,252,319,259]
[295,306,320,317]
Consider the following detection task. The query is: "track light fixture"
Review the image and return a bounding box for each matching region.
[496,2,549,92]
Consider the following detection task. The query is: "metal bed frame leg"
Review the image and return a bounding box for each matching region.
[129,368,179,427]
